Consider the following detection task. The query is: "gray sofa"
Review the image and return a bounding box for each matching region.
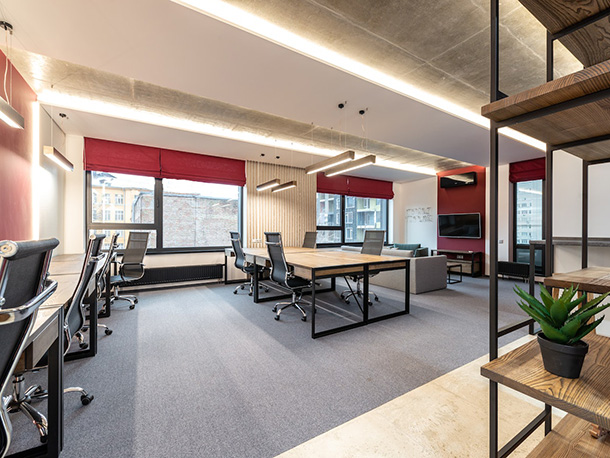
[341,246,447,294]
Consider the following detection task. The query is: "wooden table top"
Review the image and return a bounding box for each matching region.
[243,247,407,269]
[481,333,610,429]
[544,267,610,294]
[28,306,61,346]
[42,273,80,308]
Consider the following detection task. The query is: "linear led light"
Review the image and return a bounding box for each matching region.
[304,150,355,174]
[256,178,280,191]
[0,95,25,129]
[325,155,376,177]
[271,180,297,192]
[171,0,545,152]
[43,145,74,171]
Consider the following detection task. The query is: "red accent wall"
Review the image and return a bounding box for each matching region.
[0,50,36,240]
[437,166,486,252]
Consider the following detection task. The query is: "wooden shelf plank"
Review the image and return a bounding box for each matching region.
[519,1,610,67]
[481,59,610,161]
[481,334,610,429]
[527,414,610,457]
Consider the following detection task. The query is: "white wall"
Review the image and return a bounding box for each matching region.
[63,135,86,254]
[484,164,510,275]
[38,107,66,253]
[392,177,437,250]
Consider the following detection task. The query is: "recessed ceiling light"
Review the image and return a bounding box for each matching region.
[171,0,545,152]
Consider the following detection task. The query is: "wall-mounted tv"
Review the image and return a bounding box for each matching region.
[438,213,481,239]
[440,172,477,188]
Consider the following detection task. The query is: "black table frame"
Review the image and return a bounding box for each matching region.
[447,263,463,284]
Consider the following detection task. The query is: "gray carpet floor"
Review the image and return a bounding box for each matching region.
[7,276,530,457]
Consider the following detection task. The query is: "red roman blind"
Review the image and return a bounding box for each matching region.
[317,173,394,199]
[84,138,246,186]
[160,149,246,186]
[84,138,161,178]
[509,157,545,183]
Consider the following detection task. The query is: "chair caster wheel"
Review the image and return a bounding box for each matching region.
[274,315,280,321]
[79,342,89,350]
[272,306,277,312]
[301,317,307,322]
[240,285,245,290]
[374,297,379,302]
[134,298,139,304]
[40,435,48,444]
[367,301,373,306]
[345,300,349,304]
[81,394,94,405]
[233,290,238,294]
[264,288,269,293]
[105,329,113,336]
[129,304,135,310]
[248,292,252,296]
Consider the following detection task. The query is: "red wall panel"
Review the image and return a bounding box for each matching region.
[437,166,486,253]
[0,50,35,240]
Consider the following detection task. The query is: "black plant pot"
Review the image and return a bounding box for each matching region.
[537,334,589,379]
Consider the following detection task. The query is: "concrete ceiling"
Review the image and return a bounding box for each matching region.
[0,0,562,182]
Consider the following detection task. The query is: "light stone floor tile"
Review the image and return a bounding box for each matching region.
[279,335,565,458]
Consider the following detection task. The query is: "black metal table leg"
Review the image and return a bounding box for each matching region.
[405,260,410,314]
[48,306,64,456]
[253,258,259,303]
[311,269,317,339]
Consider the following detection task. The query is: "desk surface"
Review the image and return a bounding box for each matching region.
[43,273,80,308]
[544,267,610,294]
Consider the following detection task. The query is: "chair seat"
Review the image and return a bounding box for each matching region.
[285,276,310,289]
[110,274,139,286]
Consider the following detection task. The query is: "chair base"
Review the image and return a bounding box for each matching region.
[272,291,307,321]
[6,375,93,442]
[111,285,139,310]
[341,278,379,306]
[233,278,269,296]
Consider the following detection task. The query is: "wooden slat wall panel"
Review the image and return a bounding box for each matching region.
[245,161,316,248]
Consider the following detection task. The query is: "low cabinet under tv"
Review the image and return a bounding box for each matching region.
[434,249,482,277]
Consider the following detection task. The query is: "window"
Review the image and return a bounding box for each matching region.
[316,193,389,245]
[87,171,242,251]
[93,193,98,204]
[513,180,543,272]
[163,179,239,248]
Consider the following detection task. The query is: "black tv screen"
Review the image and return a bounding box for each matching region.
[440,172,477,188]
[438,213,481,239]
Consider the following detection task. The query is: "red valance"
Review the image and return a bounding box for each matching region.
[84,138,161,178]
[160,149,246,186]
[509,157,545,183]
[84,138,246,186]
[317,173,394,199]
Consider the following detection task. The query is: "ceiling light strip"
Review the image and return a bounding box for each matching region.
[304,150,355,174]
[171,0,545,152]
[256,178,280,191]
[325,155,376,177]
[271,180,297,192]
[43,145,74,171]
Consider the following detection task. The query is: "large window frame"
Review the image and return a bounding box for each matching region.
[316,194,390,247]
[512,179,545,274]
[86,171,243,254]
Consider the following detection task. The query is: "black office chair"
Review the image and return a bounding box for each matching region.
[90,232,118,336]
[6,235,104,443]
[110,231,149,310]
[265,232,311,321]
[341,230,385,305]
[0,238,59,457]
[302,231,317,249]
[229,232,268,296]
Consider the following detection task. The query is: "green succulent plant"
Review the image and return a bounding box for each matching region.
[515,284,610,345]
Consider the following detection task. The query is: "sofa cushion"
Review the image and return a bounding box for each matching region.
[414,247,429,257]
[381,248,413,257]
[394,243,420,251]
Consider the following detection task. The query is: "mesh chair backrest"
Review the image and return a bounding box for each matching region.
[0,238,58,455]
[98,232,118,277]
[265,232,289,285]
[66,234,106,340]
[122,232,149,279]
[361,230,385,255]
[229,231,246,270]
[302,231,317,249]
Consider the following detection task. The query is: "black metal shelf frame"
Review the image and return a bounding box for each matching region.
[488,1,610,456]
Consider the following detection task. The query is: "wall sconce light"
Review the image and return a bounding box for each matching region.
[325,155,376,177]
[256,178,280,191]
[43,145,74,172]
[271,181,297,193]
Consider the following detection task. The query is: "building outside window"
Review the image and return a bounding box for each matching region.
[115,194,124,204]
[115,210,124,221]
[514,179,543,270]
[103,193,111,204]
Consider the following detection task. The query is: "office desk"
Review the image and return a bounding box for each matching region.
[8,304,64,458]
[243,248,410,338]
[544,267,610,294]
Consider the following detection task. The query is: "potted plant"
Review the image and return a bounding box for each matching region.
[515,284,610,378]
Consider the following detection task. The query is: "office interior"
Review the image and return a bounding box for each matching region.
[1,1,610,457]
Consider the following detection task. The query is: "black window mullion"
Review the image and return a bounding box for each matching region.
[155,178,163,249]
